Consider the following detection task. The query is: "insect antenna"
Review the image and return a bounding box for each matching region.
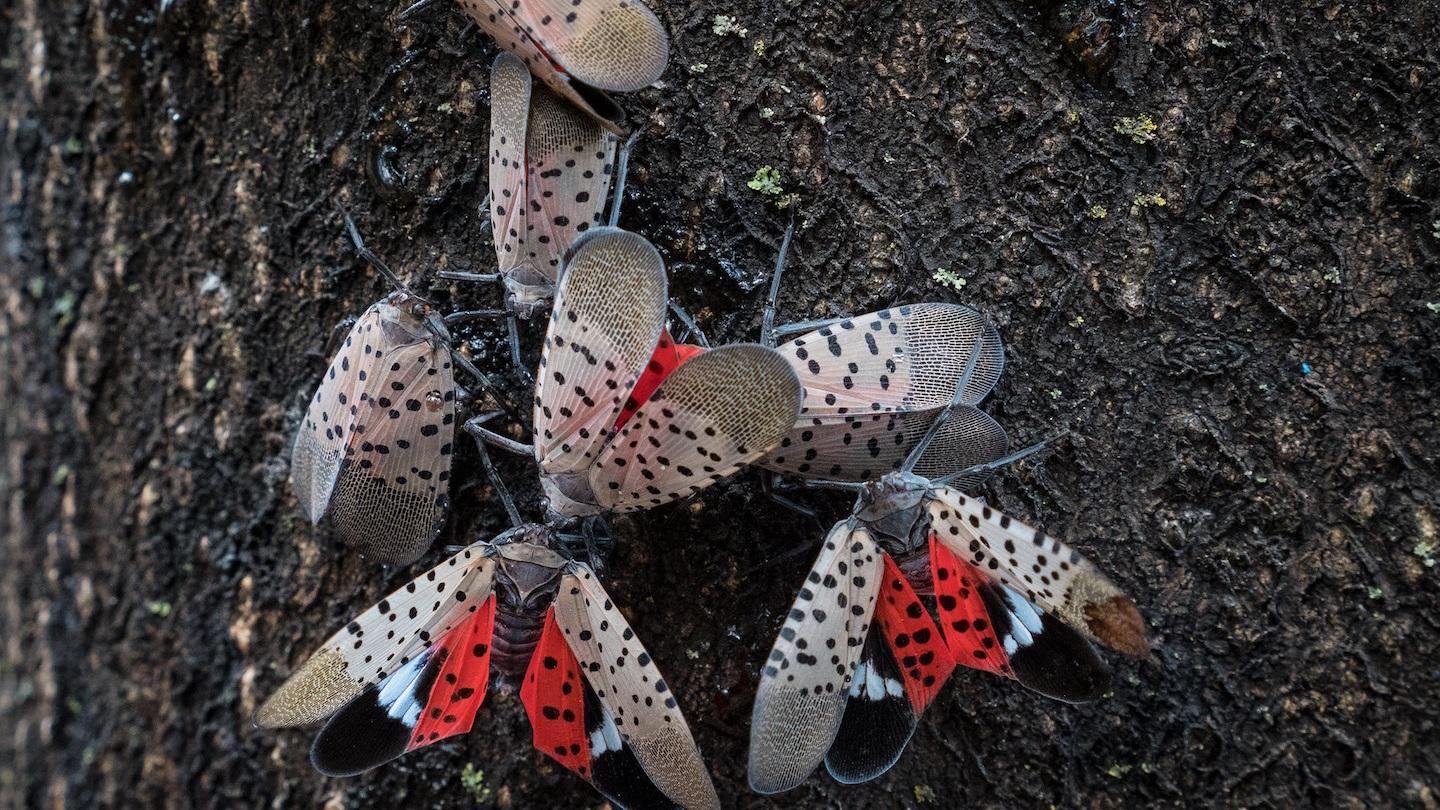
[759,208,797,349]
[337,203,427,302]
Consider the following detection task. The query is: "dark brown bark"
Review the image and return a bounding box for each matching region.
[3,0,1438,807]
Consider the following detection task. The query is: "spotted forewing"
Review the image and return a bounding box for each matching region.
[290,293,456,566]
[255,530,718,807]
[459,0,670,132]
[489,53,617,315]
[760,303,1009,483]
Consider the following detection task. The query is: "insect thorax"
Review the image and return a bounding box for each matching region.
[376,291,433,341]
[503,269,556,319]
[540,472,604,519]
[856,472,934,558]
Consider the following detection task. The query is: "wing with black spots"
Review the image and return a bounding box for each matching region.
[255,543,496,729]
[926,488,1150,656]
[308,596,496,776]
[534,228,667,474]
[512,0,668,93]
[822,552,957,784]
[325,337,456,566]
[553,566,719,810]
[777,304,1003,419]
[929,537,1109,702]
[760,404,1009,484]
[291,303,383,523]
[616,329,705,429]
[523,85,616,286]
[489,53,532,280]
[748,522,882,795]
[590,344,802,512]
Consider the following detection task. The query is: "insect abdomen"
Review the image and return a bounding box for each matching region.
[491,606,548,688]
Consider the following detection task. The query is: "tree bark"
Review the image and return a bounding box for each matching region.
[3,0,1437,807]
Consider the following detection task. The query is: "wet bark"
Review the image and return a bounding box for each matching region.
[3,0,1438,807]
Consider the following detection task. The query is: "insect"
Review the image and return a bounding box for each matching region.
[467,226,804,523]
[254,522,720,809]
[757,302,1010,484]
[291,291,458,567]
[441,53,618,320]
[455,0,669,133]
[747,389,1149,792]
[648,219,1011,504]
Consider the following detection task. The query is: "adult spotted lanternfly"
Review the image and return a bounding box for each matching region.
[291,291,457,567]
[747,381,1149,793]
[441,54,617,319]
[752,221,1010,485]
[467,226,804,523]
[758,302,1010,483]
[455,0,669,133]
[254,523,720,809]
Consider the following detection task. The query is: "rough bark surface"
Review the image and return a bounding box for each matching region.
[3,0,1438,807]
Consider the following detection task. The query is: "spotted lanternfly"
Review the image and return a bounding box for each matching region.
[531,227,804,519]
[489,53,617,316]
[748,423,1148,792]
[290,291,456,567]
[255,525,719,809]
[457,0,669,134]
[760,303,1011,484]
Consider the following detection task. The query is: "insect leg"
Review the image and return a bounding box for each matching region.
[469,427,524,528]
[444,309,509,323]
[759,472,820,521]
[461,413,534,457]
[759,209,798,348]
[505,313,531,381]
[667,300,711,348]
[397,0,439,20]
[607,129,643,228]
[435,270,502,283]
[931,436,1061,488]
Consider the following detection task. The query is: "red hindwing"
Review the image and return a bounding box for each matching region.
[615,328,704,429]
[520,607,592,778]
[874,554,956,714]
[929,536,1014,678]
[408,595,496,749]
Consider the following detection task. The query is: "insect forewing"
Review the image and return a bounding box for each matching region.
[524,85,617,280]
[254,543,496,728]
[554,566,720,810]
[760,304,1005,482]
[510,0,668,93]
[590,344,802,511]
[926,487,1149,656]
[533,228,667,473]
[290,296,457,566]
[929,538,1109,702]
[307,597,496,776]
[749,523,882,794]
[490,53,532,280]
[292,305,382,521]
[763,404,1009,483]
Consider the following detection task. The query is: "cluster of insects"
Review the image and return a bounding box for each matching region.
[255,1,1149,806]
